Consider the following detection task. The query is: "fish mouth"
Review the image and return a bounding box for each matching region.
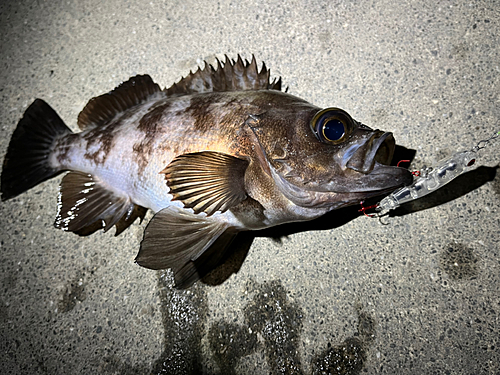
[346,131,395,173]
[331,131,413,194]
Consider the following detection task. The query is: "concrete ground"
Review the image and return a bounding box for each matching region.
[1,0,499,374]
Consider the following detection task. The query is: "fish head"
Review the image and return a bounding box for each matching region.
[249,101,413,210]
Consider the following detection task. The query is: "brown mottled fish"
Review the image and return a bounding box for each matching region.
[1,55,412,288]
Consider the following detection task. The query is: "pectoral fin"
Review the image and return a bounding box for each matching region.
[162,151,249,216]
[136,205,239,288]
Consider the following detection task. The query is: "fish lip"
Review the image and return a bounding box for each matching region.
[341,130,414,193]
[360,162,414,192]
[320,163,413,194]
[345,131,395,174]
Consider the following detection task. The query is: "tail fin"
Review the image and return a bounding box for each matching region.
[1,99,72,200]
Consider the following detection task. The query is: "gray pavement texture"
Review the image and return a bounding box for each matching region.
[0,0,499,374]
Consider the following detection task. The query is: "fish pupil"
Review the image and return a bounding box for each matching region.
[322,118,345,141]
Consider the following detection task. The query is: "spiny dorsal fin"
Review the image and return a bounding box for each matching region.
[161,151,249,216]
[55,171,147,236]
[77,75,162,130]
[164,55,283,97]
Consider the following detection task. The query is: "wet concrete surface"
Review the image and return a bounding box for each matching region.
[1,0,499,374]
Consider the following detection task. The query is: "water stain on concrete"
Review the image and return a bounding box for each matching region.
[311,306,376,375]
[57,273,86,313]
[152,271,208,375]
[208,320,258,375]
[439,243,479,281]
[311,337,365,375]
[155,275,376,374]
[243,280,304,374]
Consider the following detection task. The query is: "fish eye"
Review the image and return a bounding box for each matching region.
[310,108,354,144]
[322,118,345,141]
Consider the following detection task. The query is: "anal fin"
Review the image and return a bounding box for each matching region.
[114,204,148,236]
[136,206,239,288]
[55,171,146,236]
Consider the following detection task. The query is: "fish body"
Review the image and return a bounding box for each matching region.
[54,89,318,224]
[1,56,412,287]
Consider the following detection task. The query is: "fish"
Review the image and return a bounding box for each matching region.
[1,55,412,288]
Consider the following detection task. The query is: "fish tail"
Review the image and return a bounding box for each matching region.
[1,99,72,200]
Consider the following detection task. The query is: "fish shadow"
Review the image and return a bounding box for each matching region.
[200,207,365,287]
[201,146,497,287]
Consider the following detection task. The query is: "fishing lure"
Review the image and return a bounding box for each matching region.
[374,131,499,216]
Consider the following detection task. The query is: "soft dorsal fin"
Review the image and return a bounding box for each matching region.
[164,55,282,96]
[77,75,162,130]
